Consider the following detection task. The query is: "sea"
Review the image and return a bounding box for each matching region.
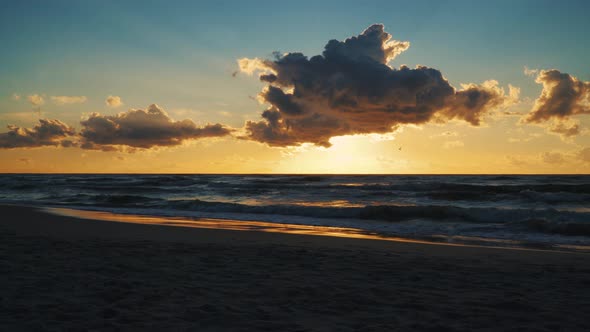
[1,174,589,251]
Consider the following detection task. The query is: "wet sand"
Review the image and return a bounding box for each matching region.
[1,204,589,331]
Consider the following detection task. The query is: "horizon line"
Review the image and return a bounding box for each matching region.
[0,172,588,176]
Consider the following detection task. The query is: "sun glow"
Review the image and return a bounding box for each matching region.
[276,135,398,174]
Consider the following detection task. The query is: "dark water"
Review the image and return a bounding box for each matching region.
[1,174,589,249]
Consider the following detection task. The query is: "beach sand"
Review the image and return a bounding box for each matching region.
[1,205,589,331]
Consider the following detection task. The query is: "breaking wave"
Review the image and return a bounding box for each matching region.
[2,174,590,247]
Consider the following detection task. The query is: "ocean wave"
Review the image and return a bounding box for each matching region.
[40,193,164,206]
[2,174,590,240]
[520,219,590,237]
[94,194,161,205]
[17,190,590,230]
[156,199,589,227]
[3,175,589,199]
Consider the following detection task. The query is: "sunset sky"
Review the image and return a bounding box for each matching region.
[1,0,589,173]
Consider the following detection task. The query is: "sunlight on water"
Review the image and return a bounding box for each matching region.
[291,200,365,208]
[2,174,589,251]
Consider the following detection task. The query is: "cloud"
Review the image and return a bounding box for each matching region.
[105,95,123,108]
[429,131,459,139]
[541,151,565,164]
[524,69,590,124]
[523,66,538,77]
[549,122,580,138]
[51,95,87,105]
[443,140,464,149]
[27,94,44,106]
[238,58,268,75]
[79,104,233,151]
[579,147,590,163]
[239,24,518,147]
[507,132,541,143]
[0,119,76,149]
[506,155,529,167]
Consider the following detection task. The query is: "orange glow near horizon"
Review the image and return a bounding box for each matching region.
[0,119,589,174]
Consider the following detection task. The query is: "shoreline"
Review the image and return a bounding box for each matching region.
[25,204,590,253]
[2,204,590,330]
[45,206,561,252]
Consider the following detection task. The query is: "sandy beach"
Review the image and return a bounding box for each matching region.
[1,204,589,331]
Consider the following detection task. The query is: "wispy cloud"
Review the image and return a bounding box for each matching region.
[505,155,530,167]
[51,95,87,105]
[541,151,565,164]
[27,94,44,106]
[549,121,581,139]
[429,131,459,139]
[443,140,465,149]
[523,66,538,77]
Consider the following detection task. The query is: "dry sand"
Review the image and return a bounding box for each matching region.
[1,204,589,331]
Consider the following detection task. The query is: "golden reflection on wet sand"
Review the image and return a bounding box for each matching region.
[45,207,453,245]
[44,207,589,252]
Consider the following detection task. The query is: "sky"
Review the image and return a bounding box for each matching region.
[1,0,589,173]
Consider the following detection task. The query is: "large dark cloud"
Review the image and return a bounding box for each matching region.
[0,104,233,152]
[79,104,232,151]
[525,69,590,123]
[0,119,76,149]
[239,24,517,147]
